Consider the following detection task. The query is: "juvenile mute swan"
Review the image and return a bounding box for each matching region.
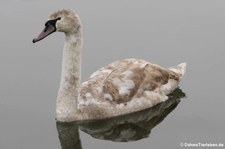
[33,9,187,122]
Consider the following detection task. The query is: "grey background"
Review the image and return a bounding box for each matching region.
[0,0,224,149]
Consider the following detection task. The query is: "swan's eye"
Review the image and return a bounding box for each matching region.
[57,17,61,20]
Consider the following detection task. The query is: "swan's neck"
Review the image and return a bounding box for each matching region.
[56,31,83,121]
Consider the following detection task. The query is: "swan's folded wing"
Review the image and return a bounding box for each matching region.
[79,59,146,104]
[103,64,146,103]
[79,58,173,105]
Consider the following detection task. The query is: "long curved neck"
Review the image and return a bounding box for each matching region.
[56,31,83,122]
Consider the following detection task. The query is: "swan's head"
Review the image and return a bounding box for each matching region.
[33,9,81,43]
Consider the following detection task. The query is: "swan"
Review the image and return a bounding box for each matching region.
[33,9,187,122]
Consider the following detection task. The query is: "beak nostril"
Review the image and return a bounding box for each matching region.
[44,26,48,32]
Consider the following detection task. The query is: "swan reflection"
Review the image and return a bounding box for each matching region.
[56,88,185,149]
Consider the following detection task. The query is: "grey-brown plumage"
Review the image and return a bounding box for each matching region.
[33,9,187,122]
[78,58,186,120]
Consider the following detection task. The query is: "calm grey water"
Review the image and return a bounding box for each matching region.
[0,0,224,149]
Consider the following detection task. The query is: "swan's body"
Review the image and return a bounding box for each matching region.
[33,9,186,122]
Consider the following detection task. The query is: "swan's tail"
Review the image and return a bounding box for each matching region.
[169,63,187,80]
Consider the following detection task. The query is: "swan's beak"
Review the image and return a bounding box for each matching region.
[32,24,56,43]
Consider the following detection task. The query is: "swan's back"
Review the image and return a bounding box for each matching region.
[78,58,186,120]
